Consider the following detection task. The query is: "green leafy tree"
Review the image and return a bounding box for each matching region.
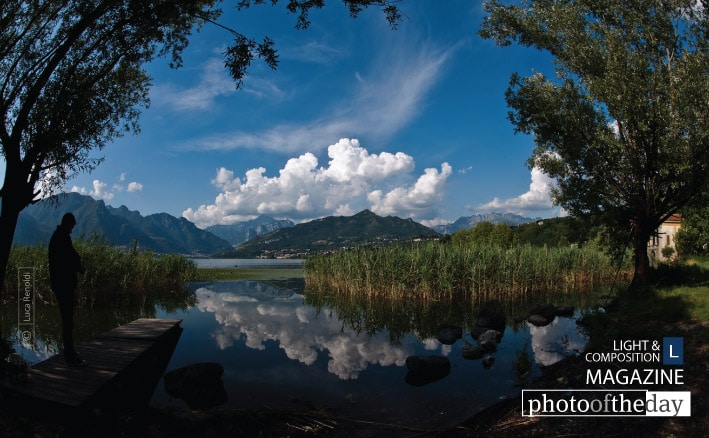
[479,0,709,293]
[0,0,401,291]
[452,221,514,247]
[676,194,709,256]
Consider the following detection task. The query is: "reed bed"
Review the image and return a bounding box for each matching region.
[4,236,197,308]
[305,241,629,302]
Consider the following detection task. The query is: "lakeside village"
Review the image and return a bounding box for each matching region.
[236,214,683,261]
[251,235,438,259]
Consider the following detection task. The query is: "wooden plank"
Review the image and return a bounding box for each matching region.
[97,318,182,341]
[0,318,182,408]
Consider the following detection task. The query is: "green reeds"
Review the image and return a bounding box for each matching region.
[304,241,630,302]
[4,236,197,308]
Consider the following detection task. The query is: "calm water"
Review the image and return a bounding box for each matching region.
[6,274,590,429]
[191,258,304,268]
[149,278,588,428]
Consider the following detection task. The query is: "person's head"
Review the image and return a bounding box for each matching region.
[60,213,77,231]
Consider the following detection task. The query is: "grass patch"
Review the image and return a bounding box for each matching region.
[190,267,303,281]
[654,286,709,321]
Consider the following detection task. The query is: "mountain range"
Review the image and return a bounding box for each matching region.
[432,212,535,234]
[14,193,233,256]
[206,216,294,247]
[13,193,538,257]
[222,209,440,258]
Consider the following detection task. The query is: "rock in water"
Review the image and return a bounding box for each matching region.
[164,362,227,410]
[436,324,463,345]
[405,356,451,386]
[527,314,549,327]
[475,300,506,332]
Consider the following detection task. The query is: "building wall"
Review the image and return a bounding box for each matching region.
[648,214,682,265]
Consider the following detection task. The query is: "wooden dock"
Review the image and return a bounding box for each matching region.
[1,318,182,409]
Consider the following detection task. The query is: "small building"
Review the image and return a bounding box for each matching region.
[648,214,682,264]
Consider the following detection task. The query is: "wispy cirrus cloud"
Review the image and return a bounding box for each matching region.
[178,39,456,154]
[150,59,237,111]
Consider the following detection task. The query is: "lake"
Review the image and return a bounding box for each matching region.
[6,271,590,430]
[191,258,305,269]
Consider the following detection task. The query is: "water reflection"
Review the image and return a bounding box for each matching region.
[5,277,594,428]
[151,279,593,428]
[193,283,409,380]
[529,316,587,366]
[2,285,196,366]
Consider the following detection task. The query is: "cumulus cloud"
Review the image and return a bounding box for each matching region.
[183,138,451,227]
[368,163,452,218]
[70,176,142,198]
[87,180,113,200]
[127,182,143,192]
[476,166,555,215]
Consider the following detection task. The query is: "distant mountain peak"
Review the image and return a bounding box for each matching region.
[433,212,535,234]
[15,193,232,256]
[205,216,294,247]
[223,210,439,258]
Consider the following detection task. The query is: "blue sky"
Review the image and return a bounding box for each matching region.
[59,1,564,228]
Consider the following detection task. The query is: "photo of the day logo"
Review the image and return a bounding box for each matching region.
[663,337,683,365]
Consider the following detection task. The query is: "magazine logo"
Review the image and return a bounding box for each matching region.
[522,390,691,417]
[663,337,683,365]
[522,337,691,419]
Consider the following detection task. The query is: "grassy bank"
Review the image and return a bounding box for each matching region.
[305,241,630,301]
[455,257,709,437]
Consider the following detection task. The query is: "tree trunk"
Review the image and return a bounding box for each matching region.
[628,230,651,294]
[0,196,23,294]
[0,160,35,294]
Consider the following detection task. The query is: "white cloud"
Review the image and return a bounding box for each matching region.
[151,59,236,111]
[70,178,142,198]
[283,40,344,65]
[70,186,87,195]
[127,182,143,192]
[183,138,451,227]
[476,166,555,215]
[178,41,454,154]
[368,163,452,219]
[89,180,113,200]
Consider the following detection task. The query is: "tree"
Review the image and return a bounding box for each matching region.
[451,221,514,247]
[0,1,402,291]
[676,193,709,256]
[479,0,709,292]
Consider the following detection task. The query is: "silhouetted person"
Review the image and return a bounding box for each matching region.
[48,213,86,366]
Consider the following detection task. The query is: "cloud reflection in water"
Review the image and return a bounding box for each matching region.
[194,286,411,380]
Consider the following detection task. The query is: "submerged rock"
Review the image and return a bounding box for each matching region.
[475,300,506,332]
[527,314,550,327]
[164,362,227,410]
[529,304,558,322]
[478,329,503,344]
[405,356,451,386]
[436,324,463,345]
[462,346,486,360]
[555,305,575,317]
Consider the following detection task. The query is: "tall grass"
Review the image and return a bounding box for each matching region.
[4,235,197,308]
[305,241,629,302]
